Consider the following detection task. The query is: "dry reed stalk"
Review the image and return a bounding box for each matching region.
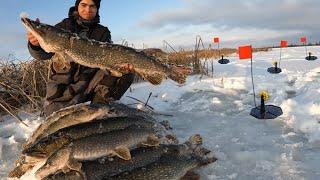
[0,59,49,116]
[0,97,28,126]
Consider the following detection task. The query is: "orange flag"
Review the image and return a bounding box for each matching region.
[280,40,287,47]
[300,37,307,43]
[213,37,219,43]
[238,45,252,60]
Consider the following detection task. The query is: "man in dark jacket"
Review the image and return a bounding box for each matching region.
[27,0,134,116]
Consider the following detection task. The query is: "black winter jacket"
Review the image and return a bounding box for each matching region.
[28,7,134,116]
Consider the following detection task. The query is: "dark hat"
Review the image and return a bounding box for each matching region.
[75,0,101,10]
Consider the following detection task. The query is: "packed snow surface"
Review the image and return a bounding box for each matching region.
[1,46,320,179]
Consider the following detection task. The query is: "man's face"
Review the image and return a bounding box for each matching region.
[78,0,97,21]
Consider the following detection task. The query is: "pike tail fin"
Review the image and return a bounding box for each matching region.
[8,163,34,178]
[135,70,164,85]
[168,66,191,84]
[145,75,163,85]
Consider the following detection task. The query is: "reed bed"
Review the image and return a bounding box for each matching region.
[0,59,49,117]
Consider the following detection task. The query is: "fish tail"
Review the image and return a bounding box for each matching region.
[168,66,191,84]
[145,75,163,85]
[8,163,34,178]
[135,70,164,85]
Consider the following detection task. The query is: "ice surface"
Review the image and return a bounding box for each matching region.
[2,46,320,179]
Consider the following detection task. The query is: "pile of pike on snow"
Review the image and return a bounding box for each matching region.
[8,17,217,180]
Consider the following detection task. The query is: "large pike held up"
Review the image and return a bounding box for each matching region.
[21,17,190,85]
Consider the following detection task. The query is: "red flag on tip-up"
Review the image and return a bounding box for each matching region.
[238,45,252,60]
[280,40,287,47]
[300,37,307,43]
[213,37,219,43]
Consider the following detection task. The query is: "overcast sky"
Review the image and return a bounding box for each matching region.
[0,0,319,60]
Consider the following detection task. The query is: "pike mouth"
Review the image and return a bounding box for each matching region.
[21,17,34,30]
[21,17,46,47]
[21,17,44,36]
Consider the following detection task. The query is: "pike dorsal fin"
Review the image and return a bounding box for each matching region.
[66,158,82,172]
[107,68,123,77]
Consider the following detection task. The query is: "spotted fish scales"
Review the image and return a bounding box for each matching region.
[21,17,190,85]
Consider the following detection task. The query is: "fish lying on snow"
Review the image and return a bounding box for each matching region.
[23,102,153,154]
[10,103,92,178]
[45,146,168,180]
[108,134,217,180]
[23,103,108,152]
[39,135,214,180]
[21,17,191,85]
[71,127,160,161]
[23,116,157,157]
[82,135,206,179]
[35,127,161,179]
[22,102,90,150]
[35,134,214,179]
[44,170,84,180]
[11,102,161,178]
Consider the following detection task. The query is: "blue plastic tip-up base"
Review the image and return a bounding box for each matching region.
[250,105,283,119]
[218,59,230,64]
[305,56,318,61]
[267,67,282,74]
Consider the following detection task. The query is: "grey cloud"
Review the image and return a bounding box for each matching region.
[139,0,320,32]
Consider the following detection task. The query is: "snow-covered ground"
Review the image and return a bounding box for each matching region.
[1,46,320,179]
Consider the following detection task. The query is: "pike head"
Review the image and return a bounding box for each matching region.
[21,17,70,53]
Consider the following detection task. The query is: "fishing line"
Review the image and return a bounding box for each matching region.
[218,42,221,58]
[250,57,257,107]
[304,43,308,57]
[279,47,282,68]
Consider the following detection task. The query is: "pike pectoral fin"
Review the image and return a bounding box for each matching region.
[62,166,71,174]
[84,70,106,94]
[66,158,82,173]
[180,171,201,180]
[141,134,160,147]
[107,68,123,77]
[52,60,66,72]
[52,53,72,71]
[61,53,72,69]
[113,146,131,160]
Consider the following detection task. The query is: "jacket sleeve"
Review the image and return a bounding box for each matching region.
[28,42,54,60]
[27,19,68,60]
[109,73,135,100]
[100,27,112,43]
